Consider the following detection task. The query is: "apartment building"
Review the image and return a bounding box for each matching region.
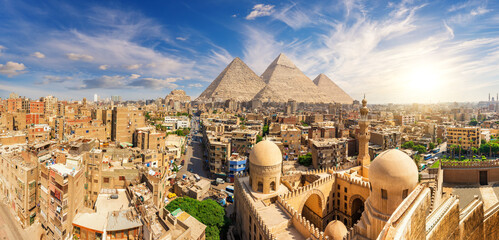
[395,114,415,125]
[447,127,481,150]
[204,132,231,175]
[227,153,247,180]
[370,130,401,150]
[230,129,258,156]
[39,159,86,240]
[310,138,349,169]
[0,151,38,227]
[134,126,166,150]
[280,124,301,161]
[27,124,51,143]
[111,107,146,143]
[29,101,45,114]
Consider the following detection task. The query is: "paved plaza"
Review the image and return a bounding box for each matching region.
[444,183,499,209]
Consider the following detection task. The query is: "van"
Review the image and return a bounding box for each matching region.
[193,174,201,181]
[216,178,225,185]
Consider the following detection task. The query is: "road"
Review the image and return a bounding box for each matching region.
[0,201,25,240]
[178,116,210,179]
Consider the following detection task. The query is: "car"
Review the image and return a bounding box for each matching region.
[216,178,225,185]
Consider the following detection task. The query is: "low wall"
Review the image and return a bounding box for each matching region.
[442,160,499,184]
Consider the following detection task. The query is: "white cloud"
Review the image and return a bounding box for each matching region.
[232,14,237,18]
[176,37,187,41]
[273,4,312,30]
[76,75,126,89]
[66,53,94,61]
[0,61,26,77]
[99,65,108,70]
[125,64,141,70]
[188,83,203,88]
[130,74,141,79]
[246,4,275,20]
[470,6,490,16]
[242,26,283,74]
[31,51,45,58]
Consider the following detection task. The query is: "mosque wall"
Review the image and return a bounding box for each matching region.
[443,167,499,184]
[427,199,460,240]
[483,203,499,240]
[459,199,484,240]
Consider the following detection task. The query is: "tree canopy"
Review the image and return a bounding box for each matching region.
[166,197,229,240]
[298,153,312,166]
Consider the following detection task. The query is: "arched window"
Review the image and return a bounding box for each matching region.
[257,182,263,192]
[270,181,276,191]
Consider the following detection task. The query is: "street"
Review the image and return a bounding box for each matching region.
[0,201,26,240]
[178,116,209,178]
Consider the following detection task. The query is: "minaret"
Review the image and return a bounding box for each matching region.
[358,96,370,178]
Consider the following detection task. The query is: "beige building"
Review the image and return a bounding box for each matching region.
[111,106,146,143]
[447,126,481,150]
[231,129,258,156]
[310,138,348,169]
[0,151,38,227]
[39,160,86,240]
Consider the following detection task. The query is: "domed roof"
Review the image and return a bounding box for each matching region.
[249,140,282,166]
[369,149,418,191]
[324,220,348,240]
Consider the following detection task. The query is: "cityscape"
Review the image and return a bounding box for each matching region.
[1,1,499,240]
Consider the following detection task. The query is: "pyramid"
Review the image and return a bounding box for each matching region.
[313,74,353,104]
[252,53,332,103]
[196,57,266,102]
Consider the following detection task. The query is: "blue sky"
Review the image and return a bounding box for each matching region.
[0,0,498,103]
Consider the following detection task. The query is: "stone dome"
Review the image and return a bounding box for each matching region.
[369,149,418,191]
[249,140,282,167]
[368,149,419,214]
[324,220,348,240]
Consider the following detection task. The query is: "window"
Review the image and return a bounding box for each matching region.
[381,189,388,199]
[344,203,347,209]
[103,178,109,183]
[344,196,347,201]
[344,187,347,193]
[337,185,340,190]
[119,176,125,181]
[402,189,408,199]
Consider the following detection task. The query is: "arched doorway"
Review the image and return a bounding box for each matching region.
[270,181,275,191]
[257,182,263,192]
[351,198,364,225]
[301,194,323,229]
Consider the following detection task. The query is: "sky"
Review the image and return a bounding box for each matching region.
[0,0,498,104]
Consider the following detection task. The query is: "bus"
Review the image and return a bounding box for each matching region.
[424,154,432,160]
[225,185,234,194]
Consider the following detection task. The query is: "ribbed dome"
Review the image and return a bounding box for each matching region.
[249,140,282,166]
[369,149,418,192]
[324,220,348,240]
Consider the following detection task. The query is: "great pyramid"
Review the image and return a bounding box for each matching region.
[252,53,332,103]
[196,57,266,102]
[313,74,353,104]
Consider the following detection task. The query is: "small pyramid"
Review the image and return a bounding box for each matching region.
[313,74,353,104]
[196,57,266,102]
[253,53,332,103]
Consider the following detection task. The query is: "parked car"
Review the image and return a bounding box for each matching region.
[216,178,225,185]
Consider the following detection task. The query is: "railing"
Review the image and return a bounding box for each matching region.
[441,159,499,168]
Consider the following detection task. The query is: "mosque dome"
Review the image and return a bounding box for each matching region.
[368,149,419,214]
[249,140,282,167]
[369,149,418,191]
[324,220,348,240]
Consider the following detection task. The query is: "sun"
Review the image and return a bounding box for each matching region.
[407,64,439,91]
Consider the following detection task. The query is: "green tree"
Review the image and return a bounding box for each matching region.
[166,197,228,240]
[298,153,312,166]
[413,154,421,168]
[413,145,427,154]
[262,124,269,136]
[256,135,263,143]
[429,142,436,150]
[437,138,442,145]
[469,118,478,126]
[401,141,415,149]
